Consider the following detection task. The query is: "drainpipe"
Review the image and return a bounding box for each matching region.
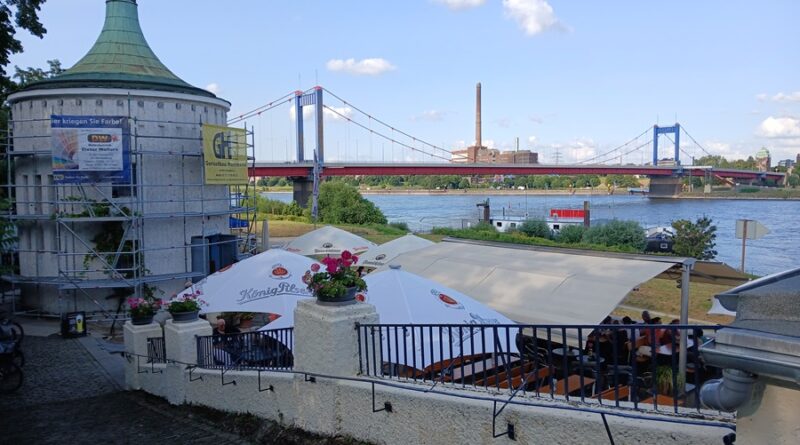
[699,368,757,412]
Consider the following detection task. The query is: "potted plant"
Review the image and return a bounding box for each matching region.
[127,297,161,325]
[238,312,255,329]
[166,290,206,323]
[303,250,366,304]
[656,365,685,396]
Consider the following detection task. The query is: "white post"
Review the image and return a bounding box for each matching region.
[123,321,163,390]
[163,318,212,404]
[678,262,692,394]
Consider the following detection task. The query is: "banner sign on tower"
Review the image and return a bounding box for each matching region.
[201,124,248,185]
[50,115,130,184]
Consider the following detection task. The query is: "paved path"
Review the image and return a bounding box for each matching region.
[0,335,247,444]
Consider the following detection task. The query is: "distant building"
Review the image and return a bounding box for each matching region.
[756,147,772,172]
[450,146,538,164]
[777,159,795,169]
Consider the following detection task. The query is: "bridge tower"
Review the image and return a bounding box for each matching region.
[292,88,324,215]
[652,123,681,166]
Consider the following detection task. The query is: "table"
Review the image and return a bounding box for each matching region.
[540,374,595,396]
[637,338,695,357]
[551,348,579,358]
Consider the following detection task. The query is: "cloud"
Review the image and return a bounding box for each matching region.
[434,0,486,10]
[529,115,544,124]
[412,110,447,122]
[758,116,800,138]
[326,58,396,76]
[288,105,353,122]
[527,136,538,145]
[205,83,221,95]
[771,92,800,103]
[755,93,768,102]
[502,0,563,36]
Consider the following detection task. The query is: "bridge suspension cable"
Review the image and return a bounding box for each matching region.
[227,89,311,126]
[680,125,714,158]
[321,87,467,161]
[577,127,652,164]
[322,105,453,162]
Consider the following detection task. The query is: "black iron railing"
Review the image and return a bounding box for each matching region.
[146,336,166,364]
[196,328,294,371]
[357,323,721,414]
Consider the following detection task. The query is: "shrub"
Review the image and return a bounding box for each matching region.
[582,220,646,251]
[671,216,717,260]
[317,182,387,225]
[557,225,585,244]
[388,221,409,232]
[519,219,551,239]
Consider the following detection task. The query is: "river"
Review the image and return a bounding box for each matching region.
[265,192,800,277]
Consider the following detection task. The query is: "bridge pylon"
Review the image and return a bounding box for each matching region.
[653,123,680,166]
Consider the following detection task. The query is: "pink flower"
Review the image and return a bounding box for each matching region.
[341,250,353,261]
[352,255,359,264]
[322,257,339,274]
[310,263,320,272]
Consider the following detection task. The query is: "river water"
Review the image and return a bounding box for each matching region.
[266,192,800,277]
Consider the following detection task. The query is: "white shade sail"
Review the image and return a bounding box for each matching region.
[177,249,317,317]
[380,240,676,326]
[708,297,736,317]
[359,234,435,268]
[285,225,376,256]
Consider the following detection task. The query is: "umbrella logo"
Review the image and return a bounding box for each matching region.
[431,289,463,309]
[355,293,368,303]
[375,254,387,261]
[270,264,291,279]
[322,242,333,249]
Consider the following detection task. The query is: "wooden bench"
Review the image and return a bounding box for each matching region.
[597,385,631,401]
[497,366,551,390]
[540,374,595,396]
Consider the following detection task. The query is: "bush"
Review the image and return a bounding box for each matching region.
[317,182,387,225]
[388,221,409,232]
[582,220,646,251]
[518,219,551,239]
[671,216,717,260]
[738,187,760,193]
[556,225,585,244]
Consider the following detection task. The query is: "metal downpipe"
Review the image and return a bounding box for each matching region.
[700,369,757,412]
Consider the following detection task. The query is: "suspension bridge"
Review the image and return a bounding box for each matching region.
[231,87,784,205]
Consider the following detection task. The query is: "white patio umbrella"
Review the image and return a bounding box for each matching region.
[177,249,317,318]
[285,225,376,256]
[359,234,434,268]
[358,266,518,372]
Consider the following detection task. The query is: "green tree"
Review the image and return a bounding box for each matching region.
[458,177,471,189]
[317,181,387,225]
[787,174,800,188]
[13,58,61,85]
[519,219,551,239]
[671,216,717,260]
[582,220,646,251]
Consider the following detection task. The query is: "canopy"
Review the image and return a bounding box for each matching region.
[178,249,317,317]
[708,297,736,316]
[380,239,677,326]
[285,225,376,256]
[359,234,435,268]
[261,266,518,369]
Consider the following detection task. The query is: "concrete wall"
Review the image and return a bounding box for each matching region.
[8,88,231,313]
[125,302,732,445]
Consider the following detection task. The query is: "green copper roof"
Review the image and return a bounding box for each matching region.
[24,0,215,98]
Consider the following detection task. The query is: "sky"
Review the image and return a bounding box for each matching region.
[9,0,800,165]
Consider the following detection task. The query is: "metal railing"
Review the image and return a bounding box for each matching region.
[196,328,294,371]
[357,323,722,414]
[146,336,166,364]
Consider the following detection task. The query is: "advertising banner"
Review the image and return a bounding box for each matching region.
[51,115,130,184]
[202,124,248,184]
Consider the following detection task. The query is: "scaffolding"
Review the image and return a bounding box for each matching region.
[0,108,256,324]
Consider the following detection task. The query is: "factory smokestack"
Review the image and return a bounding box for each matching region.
[475,82,482,148]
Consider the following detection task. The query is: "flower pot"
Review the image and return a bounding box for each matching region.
[316,286,358,306]
[170,310,200,323]
[131,314,154,325]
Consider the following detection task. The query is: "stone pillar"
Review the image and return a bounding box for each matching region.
[123,321,162,390]
[737,383,800,444]
[292,178,313,208]
[648,176,682,198]
[293,299,379,377]
[292,299,380,436]
[163,318,212,404]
